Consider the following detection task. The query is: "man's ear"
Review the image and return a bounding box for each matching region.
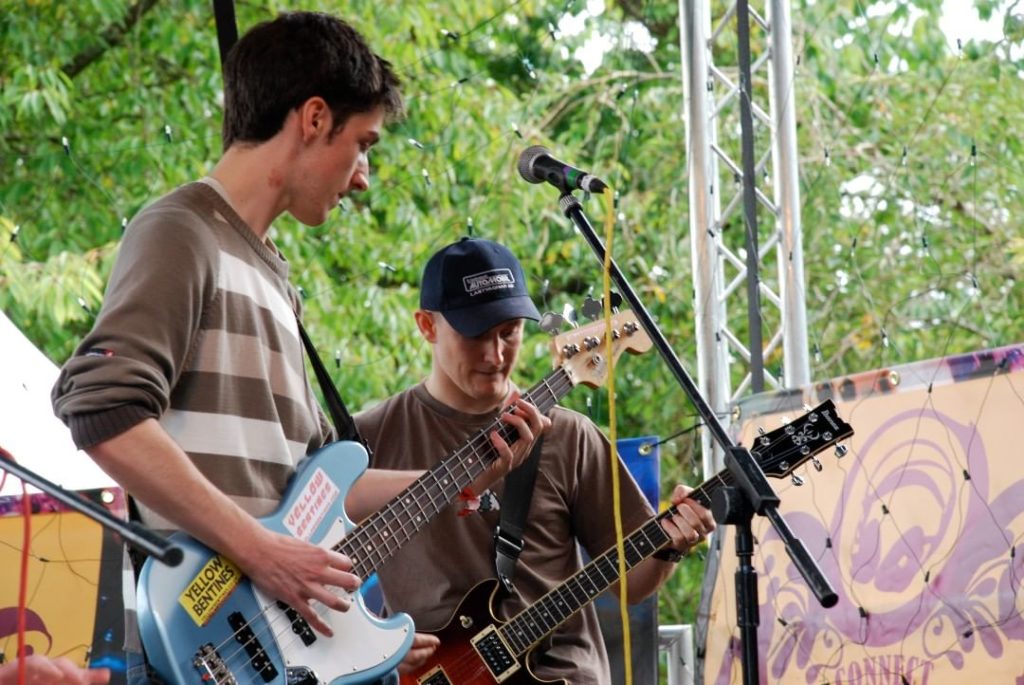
[298,96,331,143]
[415,310,438,343]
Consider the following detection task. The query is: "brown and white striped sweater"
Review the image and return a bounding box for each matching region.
[52,182,332,531]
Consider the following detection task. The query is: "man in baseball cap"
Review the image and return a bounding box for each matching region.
[354,236,712,684]
[419,236,541,338]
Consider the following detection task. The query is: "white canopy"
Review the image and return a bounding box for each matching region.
[0,311,115,496]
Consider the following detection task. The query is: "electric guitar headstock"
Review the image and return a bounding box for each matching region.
[550,310,652,388]
[749,399,854,483]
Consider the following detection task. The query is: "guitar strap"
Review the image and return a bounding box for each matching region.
[298,320,369,452]
[494,435,544,594]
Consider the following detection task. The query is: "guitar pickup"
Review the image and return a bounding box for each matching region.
[471,625,519,682]
[416,666,453,685]
[228,611,279,682]
[277,600,317,646]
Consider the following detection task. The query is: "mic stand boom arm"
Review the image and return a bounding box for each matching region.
[556,192,836,683]
[0,449,183,567]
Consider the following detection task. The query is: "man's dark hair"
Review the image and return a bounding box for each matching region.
[221,12,403,150]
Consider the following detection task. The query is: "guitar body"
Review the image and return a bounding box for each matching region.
[399,580,564,685]
[137,441,414,684]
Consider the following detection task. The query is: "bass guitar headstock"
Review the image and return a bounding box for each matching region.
[550,310,652,388]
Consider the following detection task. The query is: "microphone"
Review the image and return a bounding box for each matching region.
[517,145,607,194]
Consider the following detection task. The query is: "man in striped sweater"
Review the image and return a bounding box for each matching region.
[51,9,548,659]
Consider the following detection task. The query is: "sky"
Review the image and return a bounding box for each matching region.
[940,0,1008,47]
[560,0,1012,75]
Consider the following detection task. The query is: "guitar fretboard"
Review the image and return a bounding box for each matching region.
[338,367,574,578]
[497,495,683,656]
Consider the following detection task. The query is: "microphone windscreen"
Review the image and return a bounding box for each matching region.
[517,145,550,184]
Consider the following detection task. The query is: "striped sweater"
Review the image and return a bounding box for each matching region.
[52,182,332,530]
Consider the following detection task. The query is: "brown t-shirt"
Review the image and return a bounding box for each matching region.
[355,383,656,684]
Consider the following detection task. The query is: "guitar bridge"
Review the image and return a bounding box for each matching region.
[193,643,238,685]
[470,625,519,682]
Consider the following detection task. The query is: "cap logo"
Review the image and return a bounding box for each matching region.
[463,268,515,297]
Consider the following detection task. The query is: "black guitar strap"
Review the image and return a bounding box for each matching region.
[297,320,368,451]
[494,435,544,594]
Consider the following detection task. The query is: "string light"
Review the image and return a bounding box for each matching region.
[521,57,537,80]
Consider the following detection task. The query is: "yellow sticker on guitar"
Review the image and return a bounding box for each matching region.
[178,554,241,627]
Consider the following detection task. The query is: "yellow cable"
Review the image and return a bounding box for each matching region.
[601,188,632,685]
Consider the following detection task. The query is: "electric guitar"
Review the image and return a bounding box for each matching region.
[136,311,652,685]
[401,400,854,685]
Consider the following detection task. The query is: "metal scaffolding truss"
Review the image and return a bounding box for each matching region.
[680,0,811,477]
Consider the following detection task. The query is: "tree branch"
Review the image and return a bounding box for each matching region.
[60,0,161,79]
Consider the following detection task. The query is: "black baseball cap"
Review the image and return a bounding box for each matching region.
[420,237,541,337]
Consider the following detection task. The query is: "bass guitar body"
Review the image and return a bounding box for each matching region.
[400,580,562,685]
[137,441,414,684]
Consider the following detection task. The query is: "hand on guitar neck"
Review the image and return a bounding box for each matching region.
[469,391,552,494]
[617,483,716,601]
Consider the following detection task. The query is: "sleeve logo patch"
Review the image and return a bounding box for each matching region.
[179,555,241,627]
[283,467,340,542]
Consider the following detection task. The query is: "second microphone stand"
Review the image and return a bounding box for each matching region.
[555,191,837,685]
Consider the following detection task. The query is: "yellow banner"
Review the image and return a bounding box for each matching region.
[0,488,126,672]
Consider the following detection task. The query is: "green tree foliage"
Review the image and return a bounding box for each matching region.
[2,0,1022,632]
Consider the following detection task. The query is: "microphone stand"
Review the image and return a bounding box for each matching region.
[555,191,836,684]
[0,452,183,567]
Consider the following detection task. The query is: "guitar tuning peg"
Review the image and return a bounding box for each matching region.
[538,312,568,335]
[757,426,766,435]
[605,291,623,310]
[791,473,805,486]
[580,296,602,321]
[834,443,849,459]
[811,457,823,472]
[803,403,812,412]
